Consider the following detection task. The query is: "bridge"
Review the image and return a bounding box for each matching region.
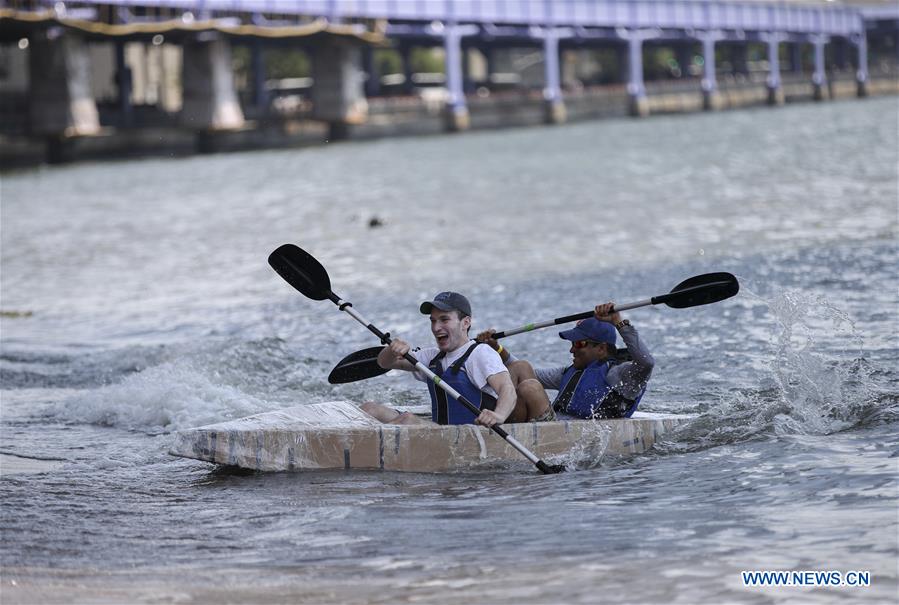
[0,1,896,159]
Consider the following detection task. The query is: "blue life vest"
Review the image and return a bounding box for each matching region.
[427,342,497,425]
[552,360,643,419]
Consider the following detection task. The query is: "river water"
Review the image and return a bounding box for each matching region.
[1,97,897,604]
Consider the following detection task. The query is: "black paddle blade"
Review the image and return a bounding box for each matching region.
[328,346,388,384]
[537,461,566,474]
[268,244,331,301]
[661,272,739,309]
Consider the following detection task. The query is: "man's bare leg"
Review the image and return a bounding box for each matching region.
[360,402,432,425]
[505,361,553,422]
[391,412,431,425]
[360,401,401,423]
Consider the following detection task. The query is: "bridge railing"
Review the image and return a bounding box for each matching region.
[19,0,866,37]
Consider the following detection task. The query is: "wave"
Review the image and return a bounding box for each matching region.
[55,363,269,434]
[48,338,335,433]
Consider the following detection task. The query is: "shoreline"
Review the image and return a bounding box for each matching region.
[2,73,895,170]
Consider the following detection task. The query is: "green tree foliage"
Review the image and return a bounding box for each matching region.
[264,48,312,79]
[232,44,312,90]
[371,46,446,76]
[409,47,444,73]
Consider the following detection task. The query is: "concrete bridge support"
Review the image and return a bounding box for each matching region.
[812,36,829,100]
[542,30,566,124]
[625,36,648,117]
[442,23,470,132]
[28,31,100,139]
[765,35,785,106]
[311,41,368,140]
[699,32,722,110]
[854,33,869,98]
[181,37,245,133]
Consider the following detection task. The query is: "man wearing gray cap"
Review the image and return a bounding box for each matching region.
[360,291,518,427]
[477,303,654,420]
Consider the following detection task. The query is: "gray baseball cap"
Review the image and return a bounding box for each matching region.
[419,291,472,317]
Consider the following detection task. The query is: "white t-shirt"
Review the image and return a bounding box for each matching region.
[410,340,508,398]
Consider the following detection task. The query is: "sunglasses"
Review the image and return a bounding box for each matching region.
[572,340,601,349]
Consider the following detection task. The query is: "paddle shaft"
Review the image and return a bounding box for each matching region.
[492,279,732,339]
[322,292,554,473]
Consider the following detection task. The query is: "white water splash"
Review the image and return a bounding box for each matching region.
[766,289,871,435]
[55,360,272,433]
[660,287,887,453]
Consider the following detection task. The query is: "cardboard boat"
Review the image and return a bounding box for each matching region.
[169,401,689,472]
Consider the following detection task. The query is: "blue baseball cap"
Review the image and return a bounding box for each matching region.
[559,318,616,345]
[420,291,472,317]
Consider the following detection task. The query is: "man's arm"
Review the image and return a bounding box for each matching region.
[477,371,516,427]
[606,323,654,398]
[377,339,418,372]
[595,303,654,399]
[475,329,511,363]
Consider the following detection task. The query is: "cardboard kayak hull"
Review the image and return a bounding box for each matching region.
[169,401,688,472]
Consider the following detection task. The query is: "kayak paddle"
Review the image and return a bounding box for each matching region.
[268,243,566,475]
[492,272,739,338]
[328,346,390,384]
[328,345,633,385]
[327,271,738,383]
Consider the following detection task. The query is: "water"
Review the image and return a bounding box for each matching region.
[2,97,897,603]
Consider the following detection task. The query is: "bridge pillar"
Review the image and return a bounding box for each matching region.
[542,31,566,125]
[765,35,784,106]
[699,33,722,110]
[811,36,829,101]
[853,33,868,98]
[311,41,368,140]
[28,30,100,140]
[181,37,245,133]
[442,23,469,132]
[626,37,648,117]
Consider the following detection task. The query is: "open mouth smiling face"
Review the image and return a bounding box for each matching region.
[430,310,469,351]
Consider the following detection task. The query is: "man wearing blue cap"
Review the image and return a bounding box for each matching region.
[361,291,518,427]
[477,303,654,420]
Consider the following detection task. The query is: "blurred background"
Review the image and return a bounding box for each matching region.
[0,0,897,165]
